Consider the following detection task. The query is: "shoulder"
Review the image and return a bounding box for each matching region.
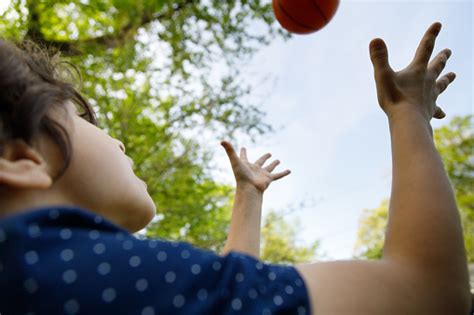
[0,205,312,314]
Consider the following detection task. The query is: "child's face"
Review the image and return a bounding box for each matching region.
[0,101,156,232]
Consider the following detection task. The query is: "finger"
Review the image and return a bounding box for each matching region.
[271,170,291,181]
[255,153,271,167]
[264,160,280,172]
[428,49,451,78]
[433,106,446,119]
[240,147,248,161]
[220,141,239,167]
[435,72,456,95]
[369,38,393,76]
[411,22,442,67]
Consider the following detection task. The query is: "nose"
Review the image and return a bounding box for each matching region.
[117,140,126,154]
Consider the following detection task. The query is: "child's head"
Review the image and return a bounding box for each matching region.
[0,39,156,232]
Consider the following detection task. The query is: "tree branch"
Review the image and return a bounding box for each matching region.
[25,0,196,55]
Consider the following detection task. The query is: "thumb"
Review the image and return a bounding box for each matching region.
[220,140,239,167]
[369,38,392,75]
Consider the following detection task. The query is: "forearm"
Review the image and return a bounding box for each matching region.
[221,184,263,258]
[383,106,470,295]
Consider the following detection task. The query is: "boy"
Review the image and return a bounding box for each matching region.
[0,22,471,314]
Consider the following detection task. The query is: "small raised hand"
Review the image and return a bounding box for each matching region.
[220,140,291,192]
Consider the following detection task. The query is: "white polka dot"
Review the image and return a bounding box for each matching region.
[49,209,60,219]
[255,261,263,270]
[115,232,125,240]
[173,294,185,308]
[102,288,116,303]
[24,278,38,293]
[180,249,190,259]
[157,251,167,262]
[28,224,41,238]
[148,240,158,248]
[89,230,100,240]
[141,306,155,315]
[97,262,111,275]
[197,288,208,301]
[191,264,201,275]
[295,278,303,287]
[235,272,244,282]
[129,256,141,267]
[262,309,271,315]
[122,240,134,250]
[25,251,39,265]
[285,285,294,295]
[212,261,222,271]
[248,288,258,299]
[268,271,276,281]
[62,270,77,284]
[165,271,176,283]
[231,298,242,310]
[60,228,72,240]
[297,306,307,315]
[60,249,74,262]
[136,278,148,292]
[64,299,80,314]
[273,295,283,306]
[93,243,106,255]
[94,216,103,224]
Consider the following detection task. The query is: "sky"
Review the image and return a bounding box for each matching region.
[212,0,473,260]
[1,0,471,260]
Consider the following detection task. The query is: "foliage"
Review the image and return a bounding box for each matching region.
[0,0,322,262]
[353,199,388,260]
[353,115,474,262]
[261,210,321,264]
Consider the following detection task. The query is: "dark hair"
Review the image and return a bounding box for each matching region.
[0,38,98,182]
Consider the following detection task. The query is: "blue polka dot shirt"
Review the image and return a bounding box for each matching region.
[0,205,311,315]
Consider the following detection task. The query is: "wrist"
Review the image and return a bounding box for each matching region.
[387,102,430,123]
[236,182,264,195]
[388,104,433,137]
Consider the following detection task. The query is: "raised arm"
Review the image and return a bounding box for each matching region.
[295,22,471,314]
[219,141,290,258]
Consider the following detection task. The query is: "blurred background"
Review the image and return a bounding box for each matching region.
[0,0,471,271]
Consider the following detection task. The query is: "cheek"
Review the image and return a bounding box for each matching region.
[65,124,136,199]
[61,117,156,230]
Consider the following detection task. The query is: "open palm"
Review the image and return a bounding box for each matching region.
[221,141,291,192]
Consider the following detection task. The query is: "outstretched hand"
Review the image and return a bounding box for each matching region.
[369,22,454,122]
[220,141,290,192]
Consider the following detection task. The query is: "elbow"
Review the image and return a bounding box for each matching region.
[400,262,472,313]
[432,280,472,314]
[458,289,473,315]
[448,292,472,315]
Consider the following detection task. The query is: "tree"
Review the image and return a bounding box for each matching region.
[261,210,322,264]
[1,0,322,261]
[353,198,388,260]
[353,114,474,262]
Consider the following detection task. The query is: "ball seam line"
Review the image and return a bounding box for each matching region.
[308,0,328,24]
[277,0,315,31]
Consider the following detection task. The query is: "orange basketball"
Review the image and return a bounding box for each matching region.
[272,0,340,34]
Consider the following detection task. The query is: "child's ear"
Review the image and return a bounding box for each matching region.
[0,139,52,189]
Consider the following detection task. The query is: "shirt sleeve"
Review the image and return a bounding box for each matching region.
[0,206,312,315]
